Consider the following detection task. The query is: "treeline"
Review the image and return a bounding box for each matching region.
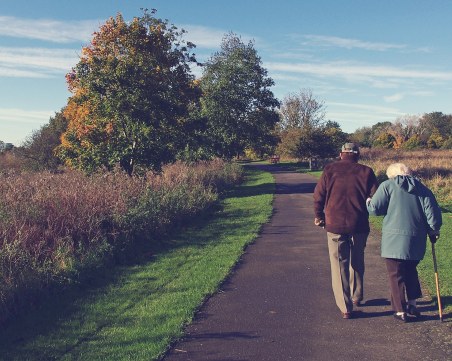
[350,112,452,150]
[2,9,451,172]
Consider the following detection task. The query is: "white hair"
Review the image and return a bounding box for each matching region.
[386,163,411,178]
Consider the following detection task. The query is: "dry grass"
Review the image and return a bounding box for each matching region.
[0,159,242,322]
[360,148,452,205]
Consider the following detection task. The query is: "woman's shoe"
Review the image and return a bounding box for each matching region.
[406,304,421,317]
[393,312,407,322]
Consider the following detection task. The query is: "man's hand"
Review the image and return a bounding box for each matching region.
[428,231,440,244]
[314,218,325,228]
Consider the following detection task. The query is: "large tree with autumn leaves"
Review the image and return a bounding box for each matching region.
[57,10,200,174]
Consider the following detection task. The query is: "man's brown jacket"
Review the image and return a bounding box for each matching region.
[313,158,378,234]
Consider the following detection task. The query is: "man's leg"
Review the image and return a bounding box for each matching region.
[350,232,369,303]
[327,232,353,314]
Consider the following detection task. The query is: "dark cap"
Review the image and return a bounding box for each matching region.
[341,142,359,153]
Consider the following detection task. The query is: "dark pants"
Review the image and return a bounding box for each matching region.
[385,258,422,313]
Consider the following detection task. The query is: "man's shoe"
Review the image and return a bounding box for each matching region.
[406,304,421,317]
[342,312,352,319]
[393,313,407,322]
[352,299,364,307]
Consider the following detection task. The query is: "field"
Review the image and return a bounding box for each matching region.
[359,148,452,207]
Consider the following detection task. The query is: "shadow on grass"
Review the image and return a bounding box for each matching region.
[0,167,276,359]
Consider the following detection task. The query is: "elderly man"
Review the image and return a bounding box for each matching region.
[313,143,378,319]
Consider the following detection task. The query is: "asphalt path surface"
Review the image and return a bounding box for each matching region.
[164,164,451,361]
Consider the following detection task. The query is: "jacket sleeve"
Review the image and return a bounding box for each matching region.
[368,169,379,197]
[366,182,390,216]
[422,188,442,232]
[313,173,327,219]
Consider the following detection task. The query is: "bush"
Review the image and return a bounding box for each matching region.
[0,159,242,323]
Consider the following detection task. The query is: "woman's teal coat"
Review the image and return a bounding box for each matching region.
[367,175,442,260]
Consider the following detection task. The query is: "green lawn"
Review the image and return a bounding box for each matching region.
[0,167,274,361]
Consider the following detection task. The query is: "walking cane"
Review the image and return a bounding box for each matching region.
[430,235,443,321]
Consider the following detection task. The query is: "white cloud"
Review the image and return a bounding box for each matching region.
[181,24,260,50]
[0,66,50,78]
[180,24,226,48]
[302,35,407,51]
[0,16,99,43]
[266,61,452,83]
[326,103,405,132]
[0,47,78,71]
[383,93,404,102]
[0,108,55,124]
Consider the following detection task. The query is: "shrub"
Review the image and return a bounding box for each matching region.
[0,159,242,323]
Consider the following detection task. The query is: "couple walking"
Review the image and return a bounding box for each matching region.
[313,143,442,321]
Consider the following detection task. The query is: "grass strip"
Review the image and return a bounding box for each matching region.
[0,166,274,361]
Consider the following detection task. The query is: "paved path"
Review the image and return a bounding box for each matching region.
[164,165,451,361]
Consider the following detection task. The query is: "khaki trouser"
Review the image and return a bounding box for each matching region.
[327,232,369,313]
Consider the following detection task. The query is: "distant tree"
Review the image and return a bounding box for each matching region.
[57,10,200,174]
[401,134,422,150]
[441,136,452,149]
[369,121,392,146]
[297,120,347,161]
[388,114,421,148]
[17,110,68,171]
[278,89,326,131]
[373,132,396,149]
[426,130,445,149]
[276,127,302,158]
[418,112,452,144]
[200,32,280,159]
[276,92,348,160]
[349,126,372,148]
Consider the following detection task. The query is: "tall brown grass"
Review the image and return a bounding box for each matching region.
[360,148,452,205]
[0,159,242,322]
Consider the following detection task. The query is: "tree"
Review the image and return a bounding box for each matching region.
[418,112,452,144]
[349,126,372,148]
[297,120,347,161]
[373,132,396,149]
[278,89,326,131]
[401,134,422,150]
[200,33,280,159]
[16,110,68,171]
[57,10,200,174]
[388,114,420,148]
[276,89,341,160]
[368,121,392,147]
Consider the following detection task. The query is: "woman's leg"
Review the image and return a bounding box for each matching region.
[385,258,406,313]
[405,260,422,301]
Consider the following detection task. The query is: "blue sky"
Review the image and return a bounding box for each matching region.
[1,0,452,145]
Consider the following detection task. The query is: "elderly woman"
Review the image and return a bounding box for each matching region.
[366,163,442,322]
